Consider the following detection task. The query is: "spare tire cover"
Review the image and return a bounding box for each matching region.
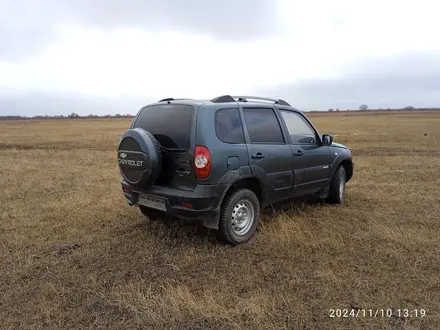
[118,128,162,188]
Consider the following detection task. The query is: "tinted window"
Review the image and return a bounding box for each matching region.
[280,110,317,144]
[133,104,193,149]
[243,108,284,143]
[215,108,245,144]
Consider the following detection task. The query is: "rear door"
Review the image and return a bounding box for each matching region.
[241,106,295,203]
[131,103,196,190]
[278,110,330,194]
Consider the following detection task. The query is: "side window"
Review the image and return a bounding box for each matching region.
[243,108,284,143]
[215,108,245,144]
[280,111,317,144]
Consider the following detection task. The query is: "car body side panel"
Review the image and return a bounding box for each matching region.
[195,104,251,185]
[288,144,331,194]
[274,106,331,195]
[236,104,295,204]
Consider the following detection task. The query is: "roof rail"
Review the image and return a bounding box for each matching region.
[210,95,291,107]
[232,96,291,106]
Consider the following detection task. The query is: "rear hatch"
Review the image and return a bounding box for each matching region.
[131,103,196,190]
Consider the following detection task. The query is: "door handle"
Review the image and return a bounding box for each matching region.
[293,150,303,157]
[251,152,265,160]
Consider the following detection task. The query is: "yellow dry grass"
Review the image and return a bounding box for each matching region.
[1,110,439,329]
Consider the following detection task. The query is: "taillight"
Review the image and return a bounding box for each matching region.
[194,145,212,179]
[122,186,132,194]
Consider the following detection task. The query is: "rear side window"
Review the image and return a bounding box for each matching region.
[215,108,245,144]
[243,108,284,143]
[133,104,193,149]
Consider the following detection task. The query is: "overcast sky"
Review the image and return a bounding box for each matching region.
[1,0,440,116]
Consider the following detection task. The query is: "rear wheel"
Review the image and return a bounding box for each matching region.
[327,165,346,204]
[218,189,261,245]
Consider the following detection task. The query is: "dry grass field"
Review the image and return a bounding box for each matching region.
[1,110,439,330]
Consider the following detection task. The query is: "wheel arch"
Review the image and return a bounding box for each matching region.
[330,154,353,183]
[220,176,268,206]
[204,176,267,230]
[339,159,353,182]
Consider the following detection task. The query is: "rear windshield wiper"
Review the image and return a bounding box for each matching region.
[158,144,187,153]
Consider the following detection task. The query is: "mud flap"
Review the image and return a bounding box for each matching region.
[317,185,330,199]
[203,211,220,230]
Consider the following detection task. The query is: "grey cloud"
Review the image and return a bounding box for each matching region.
[259,53,440,110]
[0,1,58,61]
[0,0,278,60]
[0,89,154,116]
[2,53,439,116]
[0,25,57,61]
[66,0,278,38]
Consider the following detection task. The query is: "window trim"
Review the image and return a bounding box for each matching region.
[214,107,245,144]
[279,109,320,145]
[242,107,286,145]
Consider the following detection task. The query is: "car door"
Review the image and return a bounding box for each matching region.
[278,109,331,195]
[241,106,295,203]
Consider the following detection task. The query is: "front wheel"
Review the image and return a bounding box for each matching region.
[218,189,261,245]
[327,165,346,204]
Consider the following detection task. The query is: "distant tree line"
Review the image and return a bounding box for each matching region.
[0,113,135,120]
[1,106,439,120]
[327,105,427,112]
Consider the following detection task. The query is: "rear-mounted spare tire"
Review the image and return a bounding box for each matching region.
[118,128,162,188]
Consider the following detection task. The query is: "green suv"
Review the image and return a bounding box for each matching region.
[118,95,353,245]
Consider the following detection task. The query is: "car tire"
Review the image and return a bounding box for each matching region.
[218,189,261,245]
[326,165,346,204]
[139,205,166,220]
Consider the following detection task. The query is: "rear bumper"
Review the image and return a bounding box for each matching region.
[121,180,227,221]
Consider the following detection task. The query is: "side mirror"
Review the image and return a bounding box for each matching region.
[322,134,333,146]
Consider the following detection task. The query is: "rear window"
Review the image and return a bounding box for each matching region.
[215,108,245,144]
[133,104,194,149]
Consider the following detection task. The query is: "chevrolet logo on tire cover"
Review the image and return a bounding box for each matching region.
[119,152,145,168]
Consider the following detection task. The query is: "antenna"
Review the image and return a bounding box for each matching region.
[210,95,236,103]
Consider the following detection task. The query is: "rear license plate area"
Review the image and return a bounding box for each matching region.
[138,194,167,211]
